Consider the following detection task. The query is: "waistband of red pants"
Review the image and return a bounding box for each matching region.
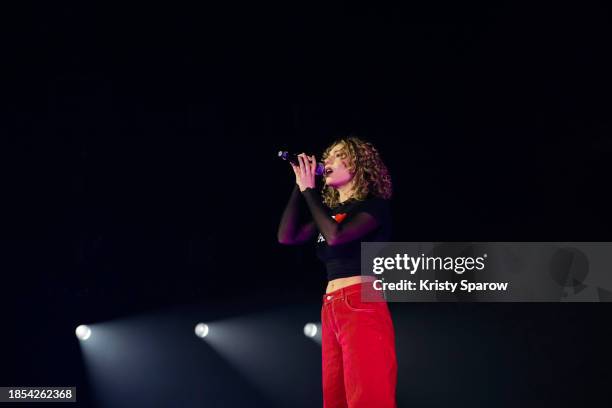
[322,281,385,304]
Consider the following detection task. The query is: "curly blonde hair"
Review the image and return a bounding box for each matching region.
[321,136,392,208]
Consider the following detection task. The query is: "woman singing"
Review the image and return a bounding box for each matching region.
[278,136,397,408]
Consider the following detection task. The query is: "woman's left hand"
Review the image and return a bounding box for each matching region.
[291,153,317,192]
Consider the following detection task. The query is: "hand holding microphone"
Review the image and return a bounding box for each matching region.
[281,151,319,192]
[278,151,325,176]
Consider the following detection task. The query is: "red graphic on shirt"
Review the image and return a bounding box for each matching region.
[332,213,347,223]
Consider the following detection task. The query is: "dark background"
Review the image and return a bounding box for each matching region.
[3,1,612,407]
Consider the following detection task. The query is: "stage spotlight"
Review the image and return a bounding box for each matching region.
[75,325,92,341]
[194,323,209,338]
[303,323,318,338]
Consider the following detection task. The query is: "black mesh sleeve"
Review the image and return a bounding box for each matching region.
[277,185,316,244]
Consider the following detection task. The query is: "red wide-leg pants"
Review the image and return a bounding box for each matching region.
[321,282,397,408]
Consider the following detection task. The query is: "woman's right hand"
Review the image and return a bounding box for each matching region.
[290,153,317,192]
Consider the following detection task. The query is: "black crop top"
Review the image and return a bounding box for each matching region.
[278,185,392,281]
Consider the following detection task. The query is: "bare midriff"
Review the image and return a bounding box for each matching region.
[325,275,376,294]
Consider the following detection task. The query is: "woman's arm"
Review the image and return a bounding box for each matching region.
[301,187,379,246]
[277,185,317,245]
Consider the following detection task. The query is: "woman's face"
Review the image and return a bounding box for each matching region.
[323,143,354,188]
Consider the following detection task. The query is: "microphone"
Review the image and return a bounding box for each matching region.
[278,151,325,176]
